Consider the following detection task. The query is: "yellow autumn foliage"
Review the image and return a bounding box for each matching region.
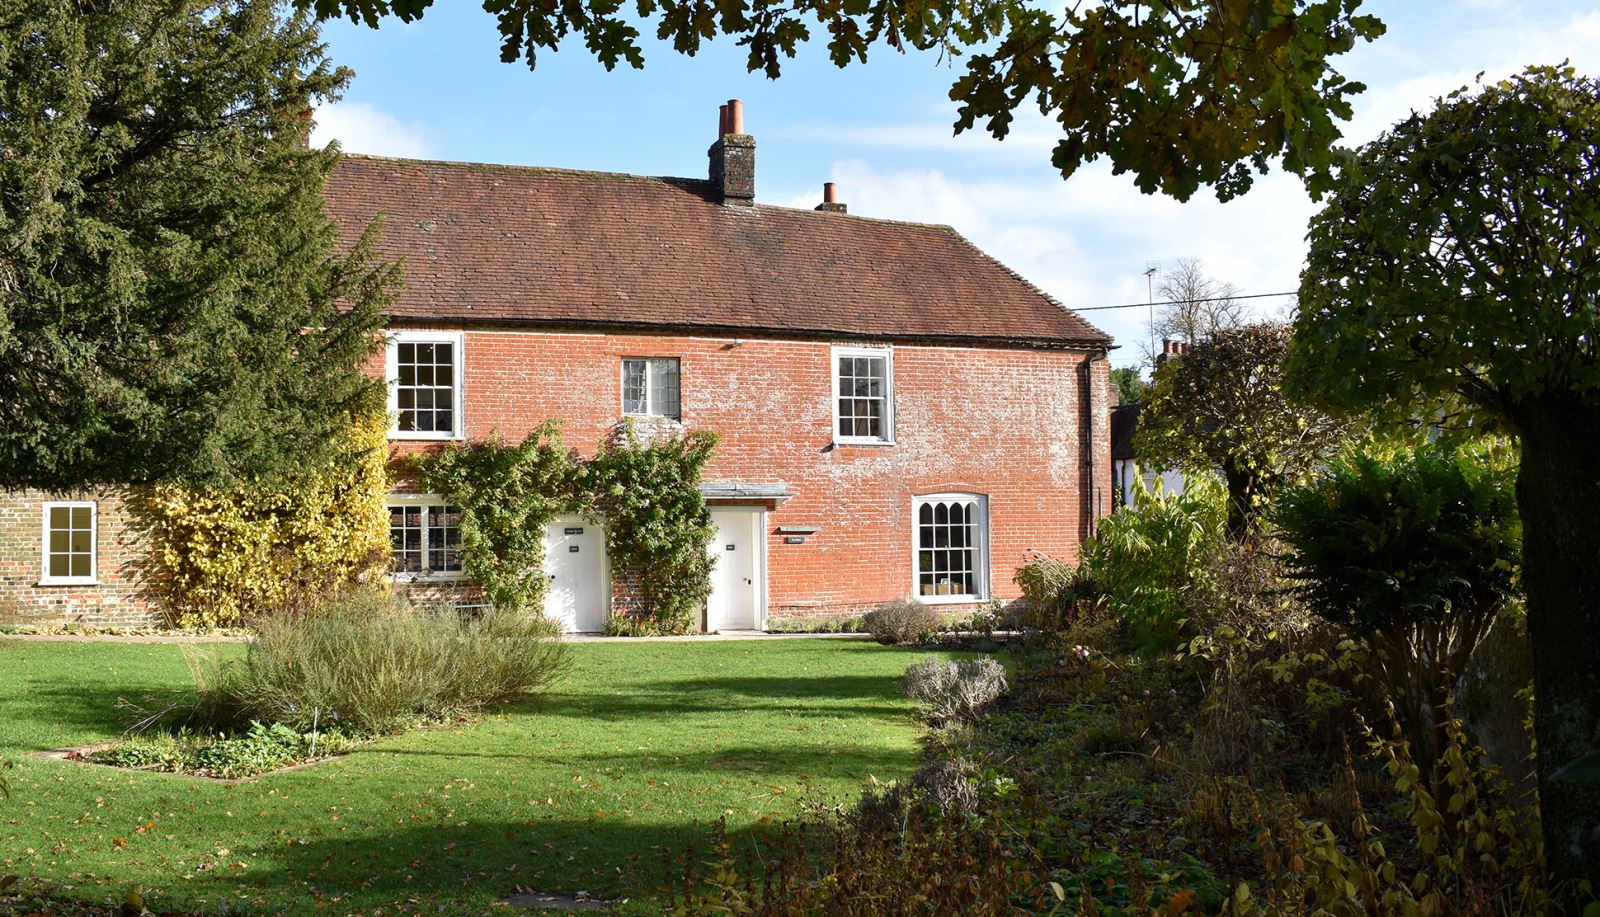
[151,411,391,627]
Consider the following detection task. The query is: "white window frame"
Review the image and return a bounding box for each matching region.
[911,493,989,604]
[386,330,465,441]
[621,357,682,420]
[831,345,894,445]
[387,494,466,582]
[39,500,98,586]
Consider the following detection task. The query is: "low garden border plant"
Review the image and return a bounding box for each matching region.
[88,586,570,779]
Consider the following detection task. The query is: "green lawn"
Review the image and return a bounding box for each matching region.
[0,638,933,914]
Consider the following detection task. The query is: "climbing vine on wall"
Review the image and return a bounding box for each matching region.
[584,422,720,635]
[150,410,391,628]
[413,422,582,612]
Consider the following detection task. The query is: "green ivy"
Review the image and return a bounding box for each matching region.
[584,422,720,635]
[415,420,721,633]
[413,422,582,611]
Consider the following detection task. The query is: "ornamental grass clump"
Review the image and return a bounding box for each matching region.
[192,587,568,734]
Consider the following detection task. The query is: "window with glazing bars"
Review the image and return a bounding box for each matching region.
[389,502,463,577]
[42,502,96,583]
[835,350,890,441]
[622,357,681,418]
[395,341,457,434]
[914,495,986,599]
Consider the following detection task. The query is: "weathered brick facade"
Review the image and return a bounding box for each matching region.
[0,489,159,628]
[385,325,1112,622]
[1,105,1114,630]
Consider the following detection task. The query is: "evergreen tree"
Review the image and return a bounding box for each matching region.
[0,0,395,491]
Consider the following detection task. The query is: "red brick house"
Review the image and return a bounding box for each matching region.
[0,101,1113,632]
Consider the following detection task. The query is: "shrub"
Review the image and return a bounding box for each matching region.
[149,409,391,627]
[192,587,569,733]
[585,423,719,634]
[1013,551,1104,632]
[902,656,1008,725]
[864,596,942,645]
[1081,474,1228,652]
[1275,438,1520,775]
[412,422,583,612]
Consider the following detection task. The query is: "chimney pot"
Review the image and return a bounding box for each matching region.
[708,99,755,206]
[718,104,729,137]
[815,181,848,213]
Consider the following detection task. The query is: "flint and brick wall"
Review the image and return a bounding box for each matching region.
[0,489,159,629]
[388,324,1113,622]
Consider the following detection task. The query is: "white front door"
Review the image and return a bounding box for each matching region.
[543,514,608,633]
[706,507,763,631]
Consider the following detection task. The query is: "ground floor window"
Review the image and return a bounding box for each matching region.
[388,498,463,578]
[40,501,97,585]
[913,493,987,601]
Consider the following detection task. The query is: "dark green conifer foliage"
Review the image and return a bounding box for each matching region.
[0,1,395,490]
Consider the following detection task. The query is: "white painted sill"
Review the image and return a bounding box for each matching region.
[919,593,985,606]
[833,438,895,448]
[38,577,99,587]
[390,572,468,584]
[388,431,464,442]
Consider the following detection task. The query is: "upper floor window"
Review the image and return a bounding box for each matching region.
[389,498,463,579]
[832,346,893,444]
[388,331,464,440]
[913,493,988,603]
[41,501,97,585]
[622,357,681,419]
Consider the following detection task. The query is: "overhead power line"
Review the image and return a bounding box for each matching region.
[1075,290,1299,312]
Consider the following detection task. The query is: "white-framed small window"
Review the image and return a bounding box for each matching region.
[40,501,97,586]
[912,493,988,603]
[388,496,465,580]
[832,346,893,444]
[387,330,464,440]
[622,357,681,419]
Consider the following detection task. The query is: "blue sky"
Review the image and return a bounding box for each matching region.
[311,2,1600,369]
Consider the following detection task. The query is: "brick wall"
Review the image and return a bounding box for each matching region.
[0,489,160,629]
[387,324,1112,623]
[1,326,1110,630]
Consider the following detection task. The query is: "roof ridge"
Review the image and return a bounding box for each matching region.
[338,152,711,188]
[340,154,966,234]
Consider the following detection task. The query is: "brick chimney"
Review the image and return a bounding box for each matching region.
[708,99,755,206]
[814,181,847,214]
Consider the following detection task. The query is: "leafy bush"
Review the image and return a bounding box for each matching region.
[413,422,582,611]
[1275,438,1520,773]
[192,588,569,733]
[149,409,391,627]
[863,597,942,645]
[585,423,719,634]
[1081,474,1228,652]
[902,656,1007,725]
[1013,550,1104,632]
[89,720,359,780]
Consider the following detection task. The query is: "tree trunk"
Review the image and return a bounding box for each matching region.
[1221,461,1254,543]
[1516,395,1600,898]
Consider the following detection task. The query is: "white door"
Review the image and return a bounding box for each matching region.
[543,515,608,633]
[706,507,762,631]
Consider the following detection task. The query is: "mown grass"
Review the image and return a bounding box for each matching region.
[0,638,933,914]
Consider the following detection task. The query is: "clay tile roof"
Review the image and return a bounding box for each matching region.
[324,154,1111,348]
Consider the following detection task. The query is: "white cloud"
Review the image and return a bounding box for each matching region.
[789,160,1315,367]
[310,102,433,158]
